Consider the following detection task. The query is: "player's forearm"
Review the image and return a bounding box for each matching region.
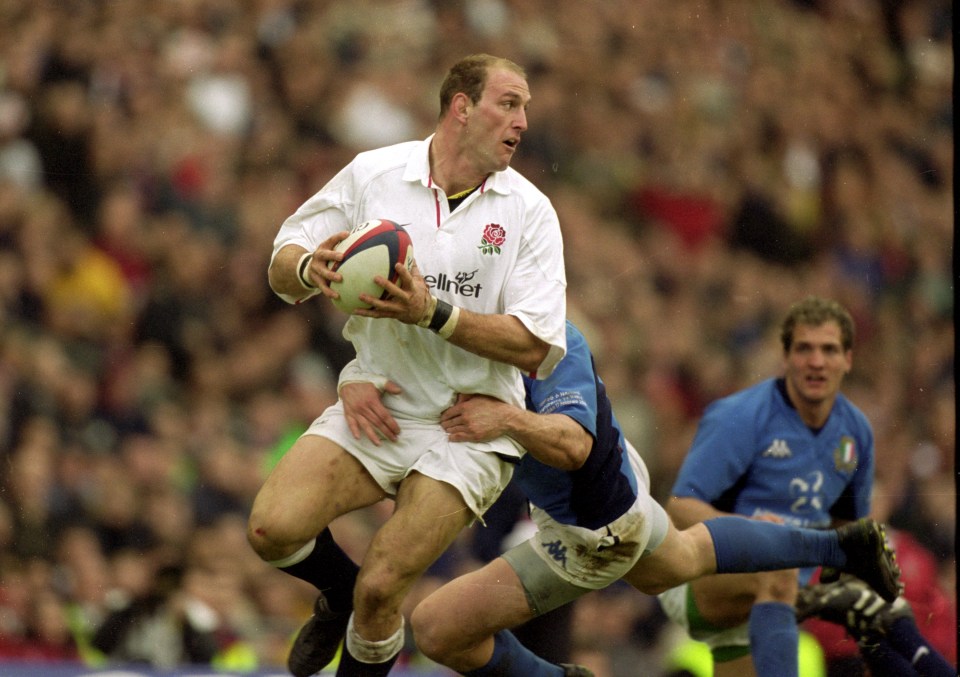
[269,244,314,301]
[500,408,591,470]
[443,310,549,374]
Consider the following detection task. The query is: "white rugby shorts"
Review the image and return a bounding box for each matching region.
[304,401,521,519]
[521,442,669,590]
[658,583,750,650]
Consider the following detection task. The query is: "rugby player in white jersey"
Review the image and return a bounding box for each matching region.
[246,54,567,677]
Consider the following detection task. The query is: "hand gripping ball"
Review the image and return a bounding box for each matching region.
[327,219,414,313]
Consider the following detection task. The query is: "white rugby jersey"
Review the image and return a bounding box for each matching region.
[272,136,567,422]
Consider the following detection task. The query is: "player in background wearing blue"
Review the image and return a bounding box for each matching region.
[658,296,885,677]
[340,319,900,677]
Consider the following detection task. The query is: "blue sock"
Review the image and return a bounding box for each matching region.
[705,516,844,573]
[859,636,922,677]
[884,617,957,677]
[748,602,798,677]
[464,630,564,677]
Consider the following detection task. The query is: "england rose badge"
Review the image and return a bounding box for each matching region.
[478,223,506,255]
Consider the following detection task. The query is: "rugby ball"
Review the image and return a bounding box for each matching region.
[328,219,414,313]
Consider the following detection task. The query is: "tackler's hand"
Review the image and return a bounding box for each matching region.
[440,393,511,443]
[339,380,403,445]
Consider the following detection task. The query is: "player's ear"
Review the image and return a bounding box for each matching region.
[453,93,471,123]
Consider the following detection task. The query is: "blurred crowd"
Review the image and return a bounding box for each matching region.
[0,0,953,675]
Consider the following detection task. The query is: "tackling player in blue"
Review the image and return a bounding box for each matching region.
[338,318,901,676]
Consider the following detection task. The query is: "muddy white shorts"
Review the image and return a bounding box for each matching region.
[504,442,669,611]
[304,401,521,519]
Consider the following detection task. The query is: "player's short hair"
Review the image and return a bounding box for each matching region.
[438,54,526,119]
[780,296,855,352]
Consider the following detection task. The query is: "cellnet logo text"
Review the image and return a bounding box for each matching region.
[423,270,483,298]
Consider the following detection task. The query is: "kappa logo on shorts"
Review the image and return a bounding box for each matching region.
[543,540,568,568]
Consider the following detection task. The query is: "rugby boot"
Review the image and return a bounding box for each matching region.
[823,518,902,602]
[797,574,913,640]
[797,575,886,635]
[288,594,351,677]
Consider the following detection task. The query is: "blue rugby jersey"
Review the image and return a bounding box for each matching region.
[514,321,639,530]
[671,378,875,529]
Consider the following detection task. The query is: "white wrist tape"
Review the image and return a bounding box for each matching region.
[416,295,439,328]
[297,251,317,290]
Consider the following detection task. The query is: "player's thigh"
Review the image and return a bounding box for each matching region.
[624,521,715,594]
[413,557,531,650]
[249,433,386,545]
[361,471,475,588]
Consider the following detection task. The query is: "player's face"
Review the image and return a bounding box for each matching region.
[463,67,529,173]
[783,321,852,408]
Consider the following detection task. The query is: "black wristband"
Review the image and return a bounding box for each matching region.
[427,299,454,333]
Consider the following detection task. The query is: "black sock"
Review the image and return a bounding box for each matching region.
[281,528,359,612]
[335,647,400,677]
